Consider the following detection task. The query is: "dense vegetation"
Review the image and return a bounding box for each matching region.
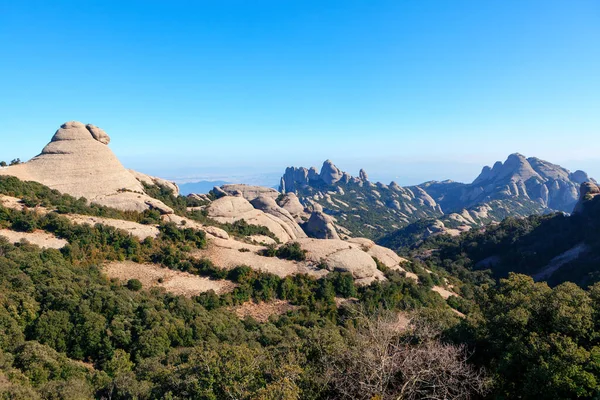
[399,194,600,287]
[378,198,548,251]
[2,177,600,398]
[292,180,443,240]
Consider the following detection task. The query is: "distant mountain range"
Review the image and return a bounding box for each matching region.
[279,154,595,242]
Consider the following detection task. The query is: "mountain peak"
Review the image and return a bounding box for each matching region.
[320,160,343,185]
[48,121,111,146]
[0,121,172,213]
[359,168,369,181]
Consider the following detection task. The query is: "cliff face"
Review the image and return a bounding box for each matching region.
[0,121,176,213]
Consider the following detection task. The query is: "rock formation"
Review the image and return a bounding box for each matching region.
[302,211,340,240]
[320,160,343,185]
[359,168,369,181]
[249,195,307,239]
[214,184,280,201]
[280,160,371,193]
[465,153,592,212]
[0,121,173,213]
[206,196,302,242]
[573,182,600,214]
[277,193,309,223]
[279,154,594,242]
[129,170,180,196]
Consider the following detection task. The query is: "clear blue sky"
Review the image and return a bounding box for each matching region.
[1,0,599,186]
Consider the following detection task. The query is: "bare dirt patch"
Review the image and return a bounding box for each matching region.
[0,229,67,249]
[432,286,457,300]
[104,261,236,297]
[232,300,299,322]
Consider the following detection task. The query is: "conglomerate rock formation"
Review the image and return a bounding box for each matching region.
[0,121,174,213]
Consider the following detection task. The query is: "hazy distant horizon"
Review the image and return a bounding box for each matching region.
[141,155,600,191]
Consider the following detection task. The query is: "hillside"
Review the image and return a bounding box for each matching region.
[404,181,600,287]
[1,122,600,399]
[279,155,594,242]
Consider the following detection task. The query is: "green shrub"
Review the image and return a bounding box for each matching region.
[126,279,142,291]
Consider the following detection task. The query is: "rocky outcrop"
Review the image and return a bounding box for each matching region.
[359,169,369,181]
[297,238,384,284]
[280,160,373,193]
[249,195,307,239]
[346,237,408,269]
[86,124,110,145]
[320,160,343,185]
[206,196,301,242]
[302,211,340,240]
[187,193,211,203]
[0,121,172,213]
[215,184,279,201]
[573,182,600,214]
[277,193,308,222]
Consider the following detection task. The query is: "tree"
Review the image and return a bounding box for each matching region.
[324,309,490,400]
[0,161,6,167]
[470,273,600,399]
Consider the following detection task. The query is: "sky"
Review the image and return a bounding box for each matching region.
[1,0,599,186]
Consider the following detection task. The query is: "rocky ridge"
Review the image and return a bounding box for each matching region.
[279,155,595,243]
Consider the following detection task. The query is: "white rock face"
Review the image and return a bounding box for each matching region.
[0,121,173,213]
[206,196,299,243]
[297,238,385,284]
[302,211,340,239]
[216,184,280,201]
[277,193,308,222]
[467,153,594,213]
[346,237,408,269]
[250,195,307,239]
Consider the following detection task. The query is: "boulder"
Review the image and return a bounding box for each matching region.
[86,124,110,145]
[188,193,211,203]
[302,211,340,239]
[573,182,600,214]
[297,238,384,283]
[346,237,408,268]
[277,193,308,222]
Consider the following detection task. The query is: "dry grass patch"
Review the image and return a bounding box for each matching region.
[104,261,236,297]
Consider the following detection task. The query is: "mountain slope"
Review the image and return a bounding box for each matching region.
[279,155,594,241]
[405,181,600,287]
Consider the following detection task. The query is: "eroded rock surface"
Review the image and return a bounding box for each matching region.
[0,121,172,213]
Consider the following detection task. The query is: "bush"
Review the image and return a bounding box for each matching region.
[126,279,142,291]
[261,242,306,261]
